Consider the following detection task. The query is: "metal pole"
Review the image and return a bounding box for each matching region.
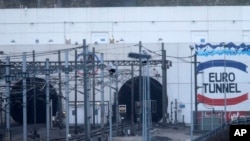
[190,48,193,140]
[212,108,214,130]
[50,100,53,128]
[33,50,37,135]
[127,52,151,141]
[131,64,134,135]
[65,50,70,141]
[109,74,112,141]
[115,64,119,133]
[74,49,78,134]
[58,50,63,129]
[138,41,142,128]
[100,53,105,141]
[146,57,151,137]
[142,58,149,141]
[174,99,177,123]
[224,45,227,123]
[45,58,50,141]
[142,62,146,141]
[194,53,198,130]
[161,43,167,125]
[5,57,10,133]
[83,39,90,141]
[22,52,27,141]
[92,47,96,128]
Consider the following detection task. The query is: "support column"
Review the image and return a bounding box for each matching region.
[74,49,78,134]
[115,64,119,134]
[32,50,37,135]
[5,57,11,137]
[194,53,198,130]
[131,64,134,135]
[65,50,70,141]
[45,58,50,141]
[58,50,63,129]
[138,41,142,127]
[162,43,167,124]
[22,52,27,141]
[83,39,91,141]
[92,47,96,128]
[100,53,105,141]
[109,74,112,141]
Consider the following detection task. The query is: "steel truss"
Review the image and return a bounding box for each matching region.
[0,60,172,79]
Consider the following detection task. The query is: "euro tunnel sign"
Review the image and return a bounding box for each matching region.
[230,125,250,141]
[119,105,126,113]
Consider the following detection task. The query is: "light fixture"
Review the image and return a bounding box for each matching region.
[189,45,194,50]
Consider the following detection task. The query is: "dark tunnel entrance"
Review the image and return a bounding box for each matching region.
[10,77,58,124]
[118,76,166,123]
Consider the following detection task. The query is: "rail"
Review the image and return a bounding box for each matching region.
[50,122,132,141]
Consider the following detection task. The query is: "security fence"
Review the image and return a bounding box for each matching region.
[192,116,250,141]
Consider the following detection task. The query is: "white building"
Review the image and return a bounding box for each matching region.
[1,6,250,128]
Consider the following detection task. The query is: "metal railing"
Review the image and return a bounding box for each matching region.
[192,116,250,141]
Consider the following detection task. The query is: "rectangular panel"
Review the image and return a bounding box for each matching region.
[191,31,208,44]
[91,32,109,44]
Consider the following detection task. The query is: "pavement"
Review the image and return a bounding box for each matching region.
[113,126,203,141]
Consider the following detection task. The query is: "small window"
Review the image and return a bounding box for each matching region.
[191,31,208,44]
[91,32,108,44]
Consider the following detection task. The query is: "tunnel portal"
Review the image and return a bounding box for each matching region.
[10,77,58,124]
[118,76,165,123]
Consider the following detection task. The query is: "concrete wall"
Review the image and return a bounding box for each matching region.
[1,6,250,45]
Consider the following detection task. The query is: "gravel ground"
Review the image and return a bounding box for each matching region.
[8,124,203,141]
[113,126,203,141]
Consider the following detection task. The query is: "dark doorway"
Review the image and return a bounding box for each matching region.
[10,77,58,124]
[118,76,165,123]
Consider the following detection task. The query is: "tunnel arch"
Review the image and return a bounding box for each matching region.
[118,76,166,123]
[10,77,58,124]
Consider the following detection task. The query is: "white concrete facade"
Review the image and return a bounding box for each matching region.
[1,6,250,126]
[1,6,250,45]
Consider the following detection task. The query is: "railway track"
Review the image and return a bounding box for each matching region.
[50,123,132,141]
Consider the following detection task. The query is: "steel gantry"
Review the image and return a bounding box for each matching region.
[0,52,172,141]
[0,59,171,76]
